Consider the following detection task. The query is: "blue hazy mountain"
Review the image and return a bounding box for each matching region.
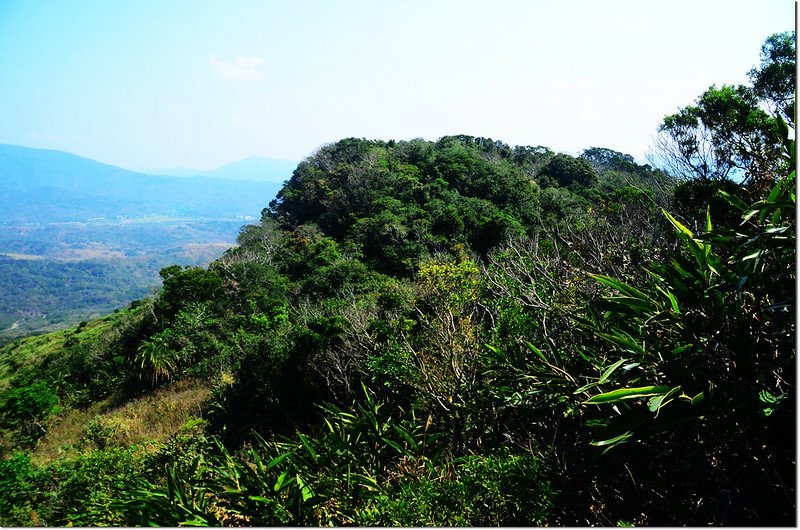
[146,156,298,183]
[0,144,287,223]
[0,144,296,339]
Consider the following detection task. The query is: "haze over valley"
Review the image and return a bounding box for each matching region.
[0,144,292,340]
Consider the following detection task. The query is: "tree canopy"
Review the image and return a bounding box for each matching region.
[654,31,794,186]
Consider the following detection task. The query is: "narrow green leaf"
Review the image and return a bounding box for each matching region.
[663,209,695,240]
[597,332,647,356]
[705,252,727,277]
[351,473,381,490]
[576,358,632,395]
[585,385,672,404]
[392,425,418,451]
[296,475,314,502]
[742,208,760,223]
[182,516,214,527]
[247,496,273,504]
[607,295,659,312]
[301,487,313,502]
[656,286,680,314]
[670,344,694,356]
[767,179,782,203]
[598,358,627,385]
[381,437,405,454]
[297,432,318,462]
[574,381,599,394]
[716,190,748,211]
[647,385,682,416]
[266,451,291,470]
[758,389,786,405]
[166,468,176,502]
[590,274,651,301]
[525,341,549,363]
[274,469,289,492]
[591,430,634,447]
[174,477,188,506]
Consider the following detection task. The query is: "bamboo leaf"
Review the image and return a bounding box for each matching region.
[381,437,405,455]
[765,225,789,234]
[296,431,318,462]
[166,468,176,502]
[598,358,628,385]
[656,286,680,314]
[393,425,418,451]
[525,341,549,363]
[266,451,291,470]
[607,296,659,312]
[350,473,381,491]
[296,475,314,502]
[585,385,672,404]
[716,190,748,211]
[590,274,651,301]
[574,381,599,394]
[597,332,647,356]
[576,358,633,394]
[647,385,682,416]
[591,430,634,447]
[247,496,273,504]
[670,343,694,356]
[704,252,727,277]
[767,179,782,203]
[742,208,760,223]
[274,469,289,492]
[663,209,696,240]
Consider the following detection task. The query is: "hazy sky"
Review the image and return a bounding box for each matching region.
[0,0,793,171]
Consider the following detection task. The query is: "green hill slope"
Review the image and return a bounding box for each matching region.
[0,128,793,526]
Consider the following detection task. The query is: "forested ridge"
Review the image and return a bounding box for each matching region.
[0,33,794,526]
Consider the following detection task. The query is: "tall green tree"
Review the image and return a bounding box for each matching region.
[653,32,793,185]
[749,31,796,127]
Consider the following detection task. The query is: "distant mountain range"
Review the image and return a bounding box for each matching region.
[0,144,292,223]
[0,144,298,339]
[144,156,299,182]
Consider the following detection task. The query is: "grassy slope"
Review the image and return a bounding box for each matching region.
[32,379,210,465]
[0,311,210,461]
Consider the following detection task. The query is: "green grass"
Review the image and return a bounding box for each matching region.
[0,312,122,389]
[32,379,211,465]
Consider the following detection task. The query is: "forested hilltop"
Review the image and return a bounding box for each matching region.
[0,32,794,526]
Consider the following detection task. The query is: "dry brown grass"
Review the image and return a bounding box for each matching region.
[32,401,106,464]
[33,379,211,465]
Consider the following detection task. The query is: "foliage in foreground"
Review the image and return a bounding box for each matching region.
[92,387,552,527]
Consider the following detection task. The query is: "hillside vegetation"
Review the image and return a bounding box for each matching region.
[0,33,794,526]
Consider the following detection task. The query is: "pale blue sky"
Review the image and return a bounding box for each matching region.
[0,0,793,171]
